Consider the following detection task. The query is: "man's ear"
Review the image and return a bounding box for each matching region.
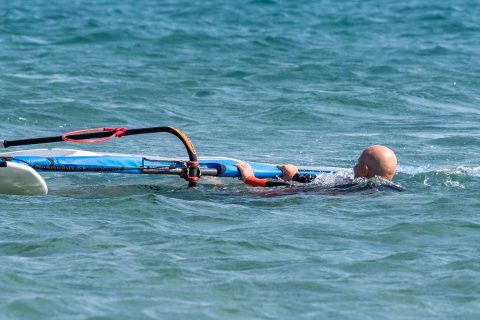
[364,165,370,178]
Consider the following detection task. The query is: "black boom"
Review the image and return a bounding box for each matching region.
[1,126,201,187]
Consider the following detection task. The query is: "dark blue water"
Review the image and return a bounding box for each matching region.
[1,0,479,318]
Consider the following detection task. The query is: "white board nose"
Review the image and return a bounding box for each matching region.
[0,161,48,196]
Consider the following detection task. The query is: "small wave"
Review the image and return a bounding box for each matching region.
[397,165,478,190]
[397,165,480,177]
[367,65,399,74]
[416,45,450,56]
[15,35,50,45]
[55,31,131,45]
[397,165,433,175]
[437,166,480,177]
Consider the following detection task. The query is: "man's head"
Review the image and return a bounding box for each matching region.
[353,145,397,181]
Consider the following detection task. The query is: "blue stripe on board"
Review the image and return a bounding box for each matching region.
[10,156,338,178]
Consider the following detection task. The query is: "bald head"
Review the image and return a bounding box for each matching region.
[354,145,397,181]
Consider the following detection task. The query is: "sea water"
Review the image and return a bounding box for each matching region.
[0,0,479,319]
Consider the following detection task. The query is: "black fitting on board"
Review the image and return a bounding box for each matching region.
[181,161,201,184]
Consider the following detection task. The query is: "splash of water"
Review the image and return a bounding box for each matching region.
[310,169,354,187]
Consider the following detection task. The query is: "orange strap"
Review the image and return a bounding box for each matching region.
[245,176,268,187]
[62,127,127,144]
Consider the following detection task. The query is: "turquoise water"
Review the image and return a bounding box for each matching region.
[1,0,480,318]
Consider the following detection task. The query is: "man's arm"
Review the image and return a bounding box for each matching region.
[234,163,289,187]
[277,164,315,183]
[235,163,314,187]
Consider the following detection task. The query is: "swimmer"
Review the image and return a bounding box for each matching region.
[235,145,397,187]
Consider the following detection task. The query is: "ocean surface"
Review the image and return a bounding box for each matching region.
[1,0,479,318]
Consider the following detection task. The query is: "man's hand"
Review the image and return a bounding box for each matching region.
[234,163,255,182]
[277,164,298,181]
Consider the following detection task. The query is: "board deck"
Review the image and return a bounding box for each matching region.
[1,148,345,179]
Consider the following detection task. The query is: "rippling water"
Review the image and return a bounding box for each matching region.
[1,0,479,319]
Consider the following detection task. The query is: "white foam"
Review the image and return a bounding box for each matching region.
[444,177,465,189]
[310,169,354,187]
